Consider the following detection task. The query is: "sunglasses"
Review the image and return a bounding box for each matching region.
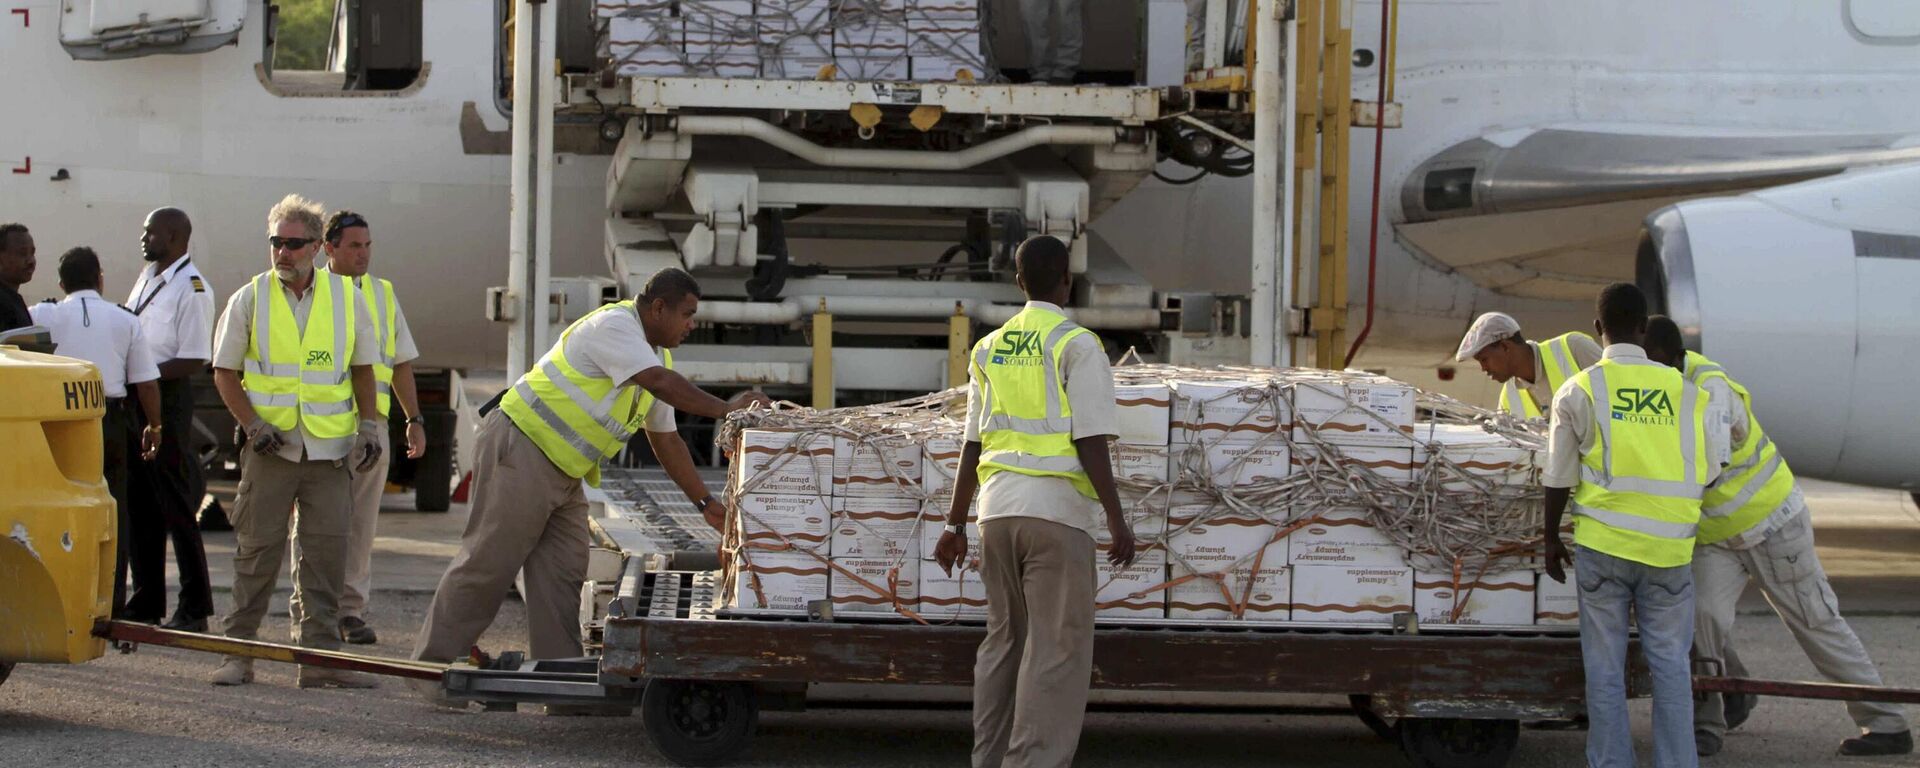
[325,213,368,243]
[269,236,316,250]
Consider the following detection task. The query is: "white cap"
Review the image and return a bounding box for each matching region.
[1455,312,1522,361]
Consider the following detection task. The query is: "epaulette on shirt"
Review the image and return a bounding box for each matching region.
[190,276,207,293]
[38,298,55,304]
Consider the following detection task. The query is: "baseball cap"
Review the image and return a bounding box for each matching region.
[1455,312,1522,361]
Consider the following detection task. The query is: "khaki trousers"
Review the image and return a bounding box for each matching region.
[412,410,590,663]
[1694,511,1909,736]
[973,516,1096,768]
[290,420,387,623]
[222,451,352,649]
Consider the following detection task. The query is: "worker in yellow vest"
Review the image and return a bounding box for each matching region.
[935,235,1135,768]
[410,268,770,693]
[1540,283,1726,768]
[1643,316,1911,758]
[1455,311,1602,419]
[209,195,385,689]
[294,210,428,647]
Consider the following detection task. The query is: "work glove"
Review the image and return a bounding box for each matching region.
[353,419,384,473]
[245,417,286,455]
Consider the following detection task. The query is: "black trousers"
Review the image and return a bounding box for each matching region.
[124,376,213,621]
[103,398,130,616]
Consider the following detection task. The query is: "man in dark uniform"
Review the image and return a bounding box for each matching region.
[124,208,218,630]
[0,223,36,332]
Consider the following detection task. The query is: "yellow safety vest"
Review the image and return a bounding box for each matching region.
[1685,352,1795,545]
[323,269,399,418]
[242,270,360,440]
[500,300,671,486]
[1569,359,1712,568]
[972,305,1098,500]
[1501,332,1593,419]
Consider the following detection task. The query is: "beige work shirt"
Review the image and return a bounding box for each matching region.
[1542,343,1731,491]
[962,301,1118,537]
[1522,334,1603,414]
[213,272,381,462]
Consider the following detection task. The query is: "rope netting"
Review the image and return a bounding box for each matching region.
[714,361,1552,623]
[598,0,993,82]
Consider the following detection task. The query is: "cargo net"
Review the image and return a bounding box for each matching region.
[596,0,994,82]
[713,363,1550,624]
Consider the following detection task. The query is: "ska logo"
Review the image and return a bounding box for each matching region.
[305,350,334,367]
[990,330,1044,367]
[1611,388,1676,426]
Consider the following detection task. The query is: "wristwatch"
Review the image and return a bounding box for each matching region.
[405,416,426,426]
[696,494,719,510]
[943,524,965,536]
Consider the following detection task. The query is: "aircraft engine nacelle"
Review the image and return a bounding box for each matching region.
[1637,167,1920,490]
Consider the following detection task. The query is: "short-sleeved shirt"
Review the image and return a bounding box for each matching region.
[126,255,216,364]
[1542,343,1730,491]
[212,273,382,462]
[962,301,1118,536]
[0,282,32,332]
[1692,369,1807,551]
[31,290,159,399]
[1523,334,1603,414]
[527,303,675,433]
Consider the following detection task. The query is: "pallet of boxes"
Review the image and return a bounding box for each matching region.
[717,366,1579,631]
[599,0,988,82]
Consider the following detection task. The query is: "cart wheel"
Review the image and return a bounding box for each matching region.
[1398,717,1519,768]
[641,679,758,767]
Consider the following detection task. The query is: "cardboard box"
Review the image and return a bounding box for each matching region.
[1415,569,1537,626]
[735,492,834,555]
[907,17,980,56]
[832,55,912,80]
[906,0,979,19]
[835,433,923,497]
[1292,444,1416,485]
[835,496,923,560]
[597,0,674,19]
[1536,571,1580,626]
[1178,439,1290,488]
[830,557,919,614]
[1113,443,1170,486]
[1165,500,1287,577]
[1287,507,1407,567]
[1290,564,1414,624]
[1290,374,1416,447]
[1168,561,1289,621]
[1169,379,1289,445]
[734,428,837,497]
[922,435,965,503]
[728,550,829,613]
[1097,548,1168,619]
[1105,487,1173,546]
[919,500,978,557]
[918,558,989,619]
[1412,423,1540,491]
[608,16,687,77]
[1113,383,1172,446]
[833,12,910,52]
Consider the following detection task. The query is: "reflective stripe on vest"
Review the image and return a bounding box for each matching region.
[1569,359,1711,568]
[1685,351,1796,545]
[242,270,359,441]
[324,270,400,418]
[499,300,671,487]
[1499,332,1590,419]
[973,306,1098,500]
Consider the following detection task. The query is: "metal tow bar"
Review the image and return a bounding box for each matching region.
[1695,676,1920,704]
[93,619,446,681]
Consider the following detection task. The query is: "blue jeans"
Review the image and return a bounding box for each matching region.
[1575,546,1698,768]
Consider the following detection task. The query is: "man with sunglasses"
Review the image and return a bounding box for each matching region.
[207,194,384,689]
[294,210,427,646]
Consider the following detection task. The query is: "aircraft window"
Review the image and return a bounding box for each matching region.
[1846,0,1920,43]
[1421,168,1476,213]
[261,0,424,95]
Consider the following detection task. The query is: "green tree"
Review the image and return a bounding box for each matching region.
[274,0,335,71]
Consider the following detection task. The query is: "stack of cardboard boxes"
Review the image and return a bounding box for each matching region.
[600,0,984,81]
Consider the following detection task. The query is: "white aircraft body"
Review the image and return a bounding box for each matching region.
[3,0,1916,490]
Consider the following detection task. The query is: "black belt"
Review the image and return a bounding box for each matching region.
[106,396,126,404]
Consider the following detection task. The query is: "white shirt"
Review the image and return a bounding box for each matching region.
[126,255,216,363]
[1542,343,1730,490]
[534,302,675,432]
[961,301,1118,536]
[212,273,382,462]
[30,290,159,398]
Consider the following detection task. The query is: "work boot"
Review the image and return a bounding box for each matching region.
[1840,730,1913,756]
[210,657,254,686]
[406,677,468,711]
[1696,730,1723,757]
[338,616,377,645]
[296,665,379,689]
[162,612,209,633]
[1724,692,1758,730]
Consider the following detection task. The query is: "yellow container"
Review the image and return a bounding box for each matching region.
[0,346,115,665]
